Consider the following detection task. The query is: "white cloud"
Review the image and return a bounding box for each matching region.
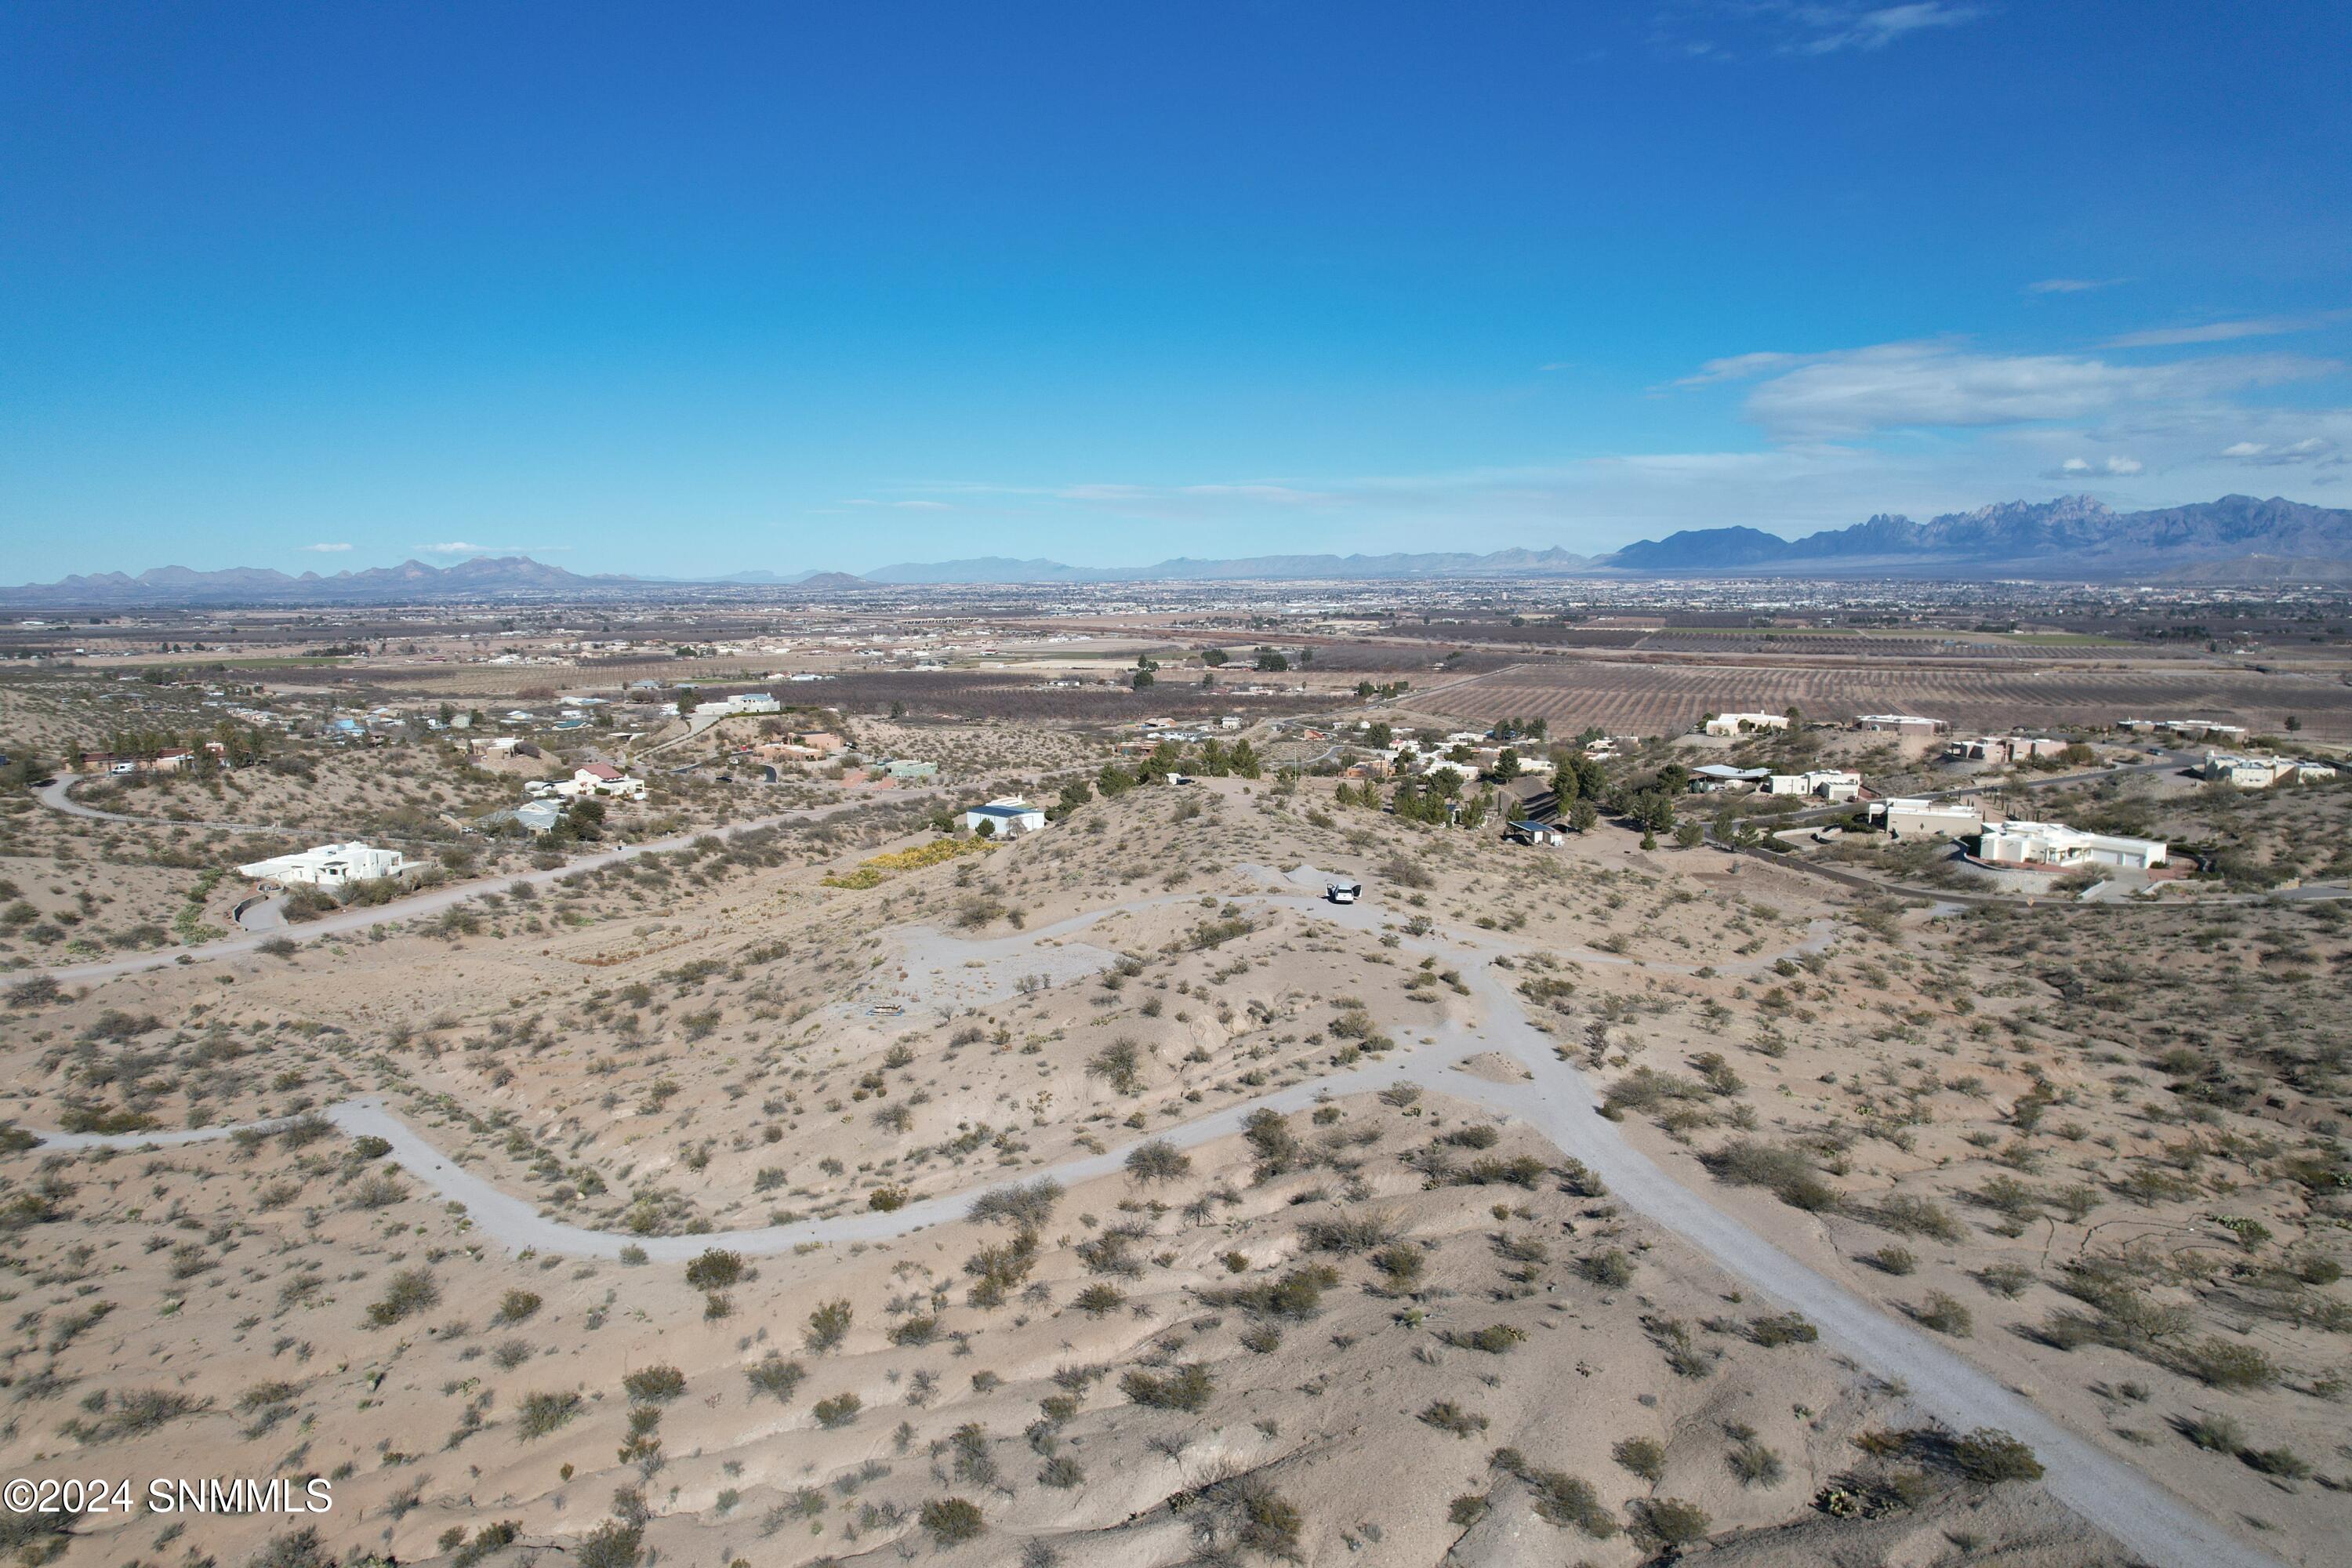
[1671,350,1802,389]
[2048,454,2144,479]
[2105,311,2347,349]
[2026,277,2129,295]
[301,542,354,553]
[2219,436,2343,467]
[1652,2,1982,60]
[1797,2,1981,53]
[416,541,556,555]
[1686,339,2336,439]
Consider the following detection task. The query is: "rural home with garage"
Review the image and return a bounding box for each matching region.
[1976,820,2168,872]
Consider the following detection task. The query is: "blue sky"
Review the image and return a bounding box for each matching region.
[4,2,2348,578]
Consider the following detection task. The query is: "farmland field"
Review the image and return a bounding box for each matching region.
[1418,656,2352,739]
[1625,630,2165,658]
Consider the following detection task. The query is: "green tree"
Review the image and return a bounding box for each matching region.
[1568,799,1600,833]
[1254,649,1289,672]
[1201,648,1229,666]
[1131,670,1155,689]
[1628,789,1676,833]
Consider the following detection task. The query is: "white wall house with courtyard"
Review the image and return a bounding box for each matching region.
[1976,820,2167,872]
[236,841,412,890]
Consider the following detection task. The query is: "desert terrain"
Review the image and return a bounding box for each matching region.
[0,594,2347,1568]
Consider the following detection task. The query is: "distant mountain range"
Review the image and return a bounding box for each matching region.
[3,555,634,606]
[1607,494,2352,578]
[7,495,2350,604]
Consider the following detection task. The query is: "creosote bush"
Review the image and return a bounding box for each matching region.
[919,1497,986,1545]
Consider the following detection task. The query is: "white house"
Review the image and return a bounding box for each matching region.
[962,797,1047,837]
[236,841,412,889]
[2203,753,2339,788]
[1704,712,1791,737]
[1976,820,2167,872]
[558,763,647,801]
[1765,768,1862,801]
[1873,797,1984,840]
[695,691,782,717]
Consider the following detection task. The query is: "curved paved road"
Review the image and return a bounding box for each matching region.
[37,772,292,833]
[21,866,2290,1568]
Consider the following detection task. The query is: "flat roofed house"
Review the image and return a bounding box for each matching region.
[1976,820,2166,872]
[1702,712,1791,737]
[1874,797,1984,840]
[1947,735,2069,764]
[961,797,1047,837]
[1764,768,1862,801]
[1856,714,1947,736]
[236,841,412,889]
[2204,753,2339,788]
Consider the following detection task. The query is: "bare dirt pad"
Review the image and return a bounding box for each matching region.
[1424,659,2352,739]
